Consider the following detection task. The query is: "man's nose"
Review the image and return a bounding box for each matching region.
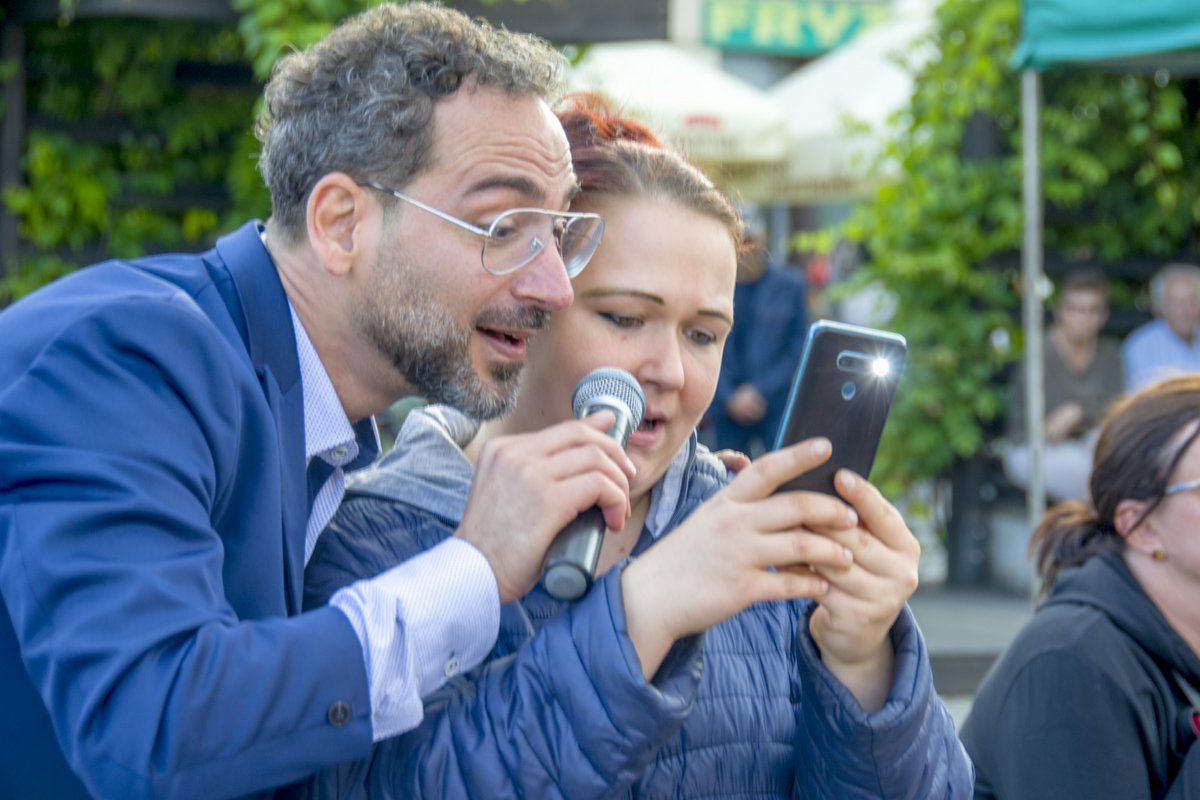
[511,244,574,311]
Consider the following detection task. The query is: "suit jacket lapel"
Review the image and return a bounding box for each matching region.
[214,223,308,615]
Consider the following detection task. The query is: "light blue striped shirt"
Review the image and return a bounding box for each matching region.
[1123,318,1200,392]
[288,302,499,741]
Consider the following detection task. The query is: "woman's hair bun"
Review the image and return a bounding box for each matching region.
[557,91,663,149]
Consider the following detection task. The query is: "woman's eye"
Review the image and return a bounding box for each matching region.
[688,329,718,346]
[600,312,640,329]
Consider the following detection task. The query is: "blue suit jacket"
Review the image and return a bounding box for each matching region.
[0,224,373,799]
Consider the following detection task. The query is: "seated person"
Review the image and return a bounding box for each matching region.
[962,375,1200,798]
[1003,268,1124,502]
[302,93,972,798]
[1123,263,1200,391]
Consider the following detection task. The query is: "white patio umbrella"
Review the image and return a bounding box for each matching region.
[566,41,788,166]
[731,0,936,204]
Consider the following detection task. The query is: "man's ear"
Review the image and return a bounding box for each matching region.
[306,173,369,278]
[1115,497,1161,556]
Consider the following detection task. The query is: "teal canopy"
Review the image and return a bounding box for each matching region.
[1013,0,1200,70]
[1011,0,1200,537]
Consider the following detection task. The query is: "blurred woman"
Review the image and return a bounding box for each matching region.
[304,93,970,798]
[962,375,1200,798]
[1001,267,1124,503]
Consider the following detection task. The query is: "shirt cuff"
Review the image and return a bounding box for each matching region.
[329,537,501,741]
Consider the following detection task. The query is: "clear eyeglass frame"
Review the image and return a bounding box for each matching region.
[358,179,604,278]
[1165,476,1200,496]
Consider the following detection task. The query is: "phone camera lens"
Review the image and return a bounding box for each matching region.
[841,381,856,400]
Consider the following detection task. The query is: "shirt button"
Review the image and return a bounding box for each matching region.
[327,700,352,727]
[444,656,460,678]
[330,446,349,462]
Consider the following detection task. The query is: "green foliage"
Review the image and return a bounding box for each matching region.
[233,0,529,79]
[2,17,261,302]
[1,1,535,304]
[839,0,1200,497]
[233,0,366,79]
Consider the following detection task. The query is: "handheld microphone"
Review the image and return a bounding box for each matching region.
[542,367,645,601]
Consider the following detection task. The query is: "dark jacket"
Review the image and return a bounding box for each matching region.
[961,552,1200,799]
[710,263,807,451]
[304,406,972,799]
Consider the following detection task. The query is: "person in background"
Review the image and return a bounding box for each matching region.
[1002,268,1124,502]
[1124,263,1200,391]
[706,219,808,456]
[962,375,1200,799]
[303,93,972,799]
[0,6,635,799]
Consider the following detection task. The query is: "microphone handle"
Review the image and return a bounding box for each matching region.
[542,506,606,601]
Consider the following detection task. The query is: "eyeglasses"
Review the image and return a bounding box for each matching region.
[359,180,604,278]
[1126,424,1200,532]
[1165,477,1200,496]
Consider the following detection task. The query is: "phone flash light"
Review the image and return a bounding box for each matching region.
[871,358,891,377]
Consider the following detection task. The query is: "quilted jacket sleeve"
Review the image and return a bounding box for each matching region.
[302,500,703,800]
[791,603,974,799]
[359,569,703,799]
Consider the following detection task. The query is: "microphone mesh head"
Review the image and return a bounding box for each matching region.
[571,367,646,427]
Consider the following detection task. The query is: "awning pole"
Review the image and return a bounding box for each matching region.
[1021,68,1046,577]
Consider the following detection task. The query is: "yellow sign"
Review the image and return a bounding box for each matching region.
[704,0,891,55]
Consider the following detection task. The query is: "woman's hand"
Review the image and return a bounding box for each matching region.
[621,438,857,679]
[803,470,920,712]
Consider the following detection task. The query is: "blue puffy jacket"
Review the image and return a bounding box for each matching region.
[303,407,973,799]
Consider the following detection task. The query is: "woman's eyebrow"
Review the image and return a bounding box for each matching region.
[578,287,664,304]
[701,308,734,326]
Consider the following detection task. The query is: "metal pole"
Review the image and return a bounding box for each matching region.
[1021,69,1046,551]
[769,202,789,264]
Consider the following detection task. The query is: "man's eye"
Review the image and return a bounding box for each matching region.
[489,219,522,242]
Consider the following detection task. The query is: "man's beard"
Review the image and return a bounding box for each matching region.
[358,248,549,420]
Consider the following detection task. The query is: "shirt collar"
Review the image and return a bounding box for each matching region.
[289,303,360,467]
[644,435,695,540]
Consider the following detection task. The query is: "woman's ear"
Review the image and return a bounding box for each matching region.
[306,173,369,278]
[1114,497,1162,557]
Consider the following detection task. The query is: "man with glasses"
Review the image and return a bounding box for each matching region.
[0,5,634,799]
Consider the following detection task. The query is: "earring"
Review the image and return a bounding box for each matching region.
[1152,549,1167,562]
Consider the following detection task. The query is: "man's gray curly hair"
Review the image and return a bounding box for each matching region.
[256,2,566,241]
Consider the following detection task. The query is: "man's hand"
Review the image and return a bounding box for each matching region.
[804,470,920,712]
[711,448,752,474]
[621,438,857,679]
[1044,401,1084,443]
[456,411,636,604]
[726,383,767,424]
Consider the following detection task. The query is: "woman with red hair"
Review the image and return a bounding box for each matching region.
[304,93,970,799]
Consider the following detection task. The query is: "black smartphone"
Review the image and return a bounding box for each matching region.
[772,320,907,495]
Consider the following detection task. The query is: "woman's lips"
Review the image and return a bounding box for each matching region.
[627,416,663,448]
